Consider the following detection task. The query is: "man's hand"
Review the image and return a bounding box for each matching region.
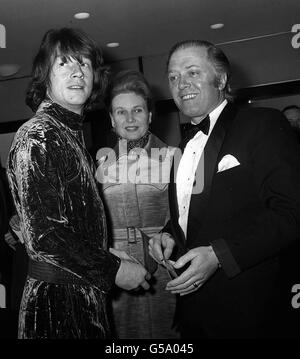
[166,246,220,296]
[113,247,151,291]
[149,232,175,264]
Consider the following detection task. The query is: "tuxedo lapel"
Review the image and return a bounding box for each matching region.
[169,103,238,247]
[203,103,237,193]
[187,103,238,240]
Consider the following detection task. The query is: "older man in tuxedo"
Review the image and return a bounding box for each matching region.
[149,40,300,338]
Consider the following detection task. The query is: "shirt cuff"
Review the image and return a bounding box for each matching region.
[210,238,241,278]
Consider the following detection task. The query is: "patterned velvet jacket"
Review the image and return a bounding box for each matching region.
[7,99,120,338]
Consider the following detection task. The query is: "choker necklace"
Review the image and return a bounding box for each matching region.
[118,131,150,153]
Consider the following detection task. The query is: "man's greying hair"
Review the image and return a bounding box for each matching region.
[105,69,153,113]
[282,105,300,113]
[166,40,232,98]
[26,27,109,112]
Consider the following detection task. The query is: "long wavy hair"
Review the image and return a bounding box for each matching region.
[26,27,109,112]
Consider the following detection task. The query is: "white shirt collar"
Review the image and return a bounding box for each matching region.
[191,99,228,137]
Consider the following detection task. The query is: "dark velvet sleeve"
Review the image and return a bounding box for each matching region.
[10,122,120,292]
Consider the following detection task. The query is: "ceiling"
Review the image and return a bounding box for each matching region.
[1,0,299,78]
[1,0,300,164]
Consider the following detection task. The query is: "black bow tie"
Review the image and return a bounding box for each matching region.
[183,115,210,141]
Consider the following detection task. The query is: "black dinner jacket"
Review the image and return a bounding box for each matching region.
[167,101,300,271]
[167,103,237,258]
[165,102,300,337]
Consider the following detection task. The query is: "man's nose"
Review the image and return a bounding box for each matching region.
[71,62,84,78]
[178,75,190,90]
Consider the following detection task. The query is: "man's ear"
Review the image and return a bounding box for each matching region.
[110,113,115,128]
[218,73,227,91]
[148,112,152,124]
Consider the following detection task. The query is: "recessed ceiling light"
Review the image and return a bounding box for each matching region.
[210,23,224,30]
[0,64,21,77]
[106,42,120,48]
[74,12,90,20]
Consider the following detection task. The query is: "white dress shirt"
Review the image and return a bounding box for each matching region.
[176,100,228,237]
